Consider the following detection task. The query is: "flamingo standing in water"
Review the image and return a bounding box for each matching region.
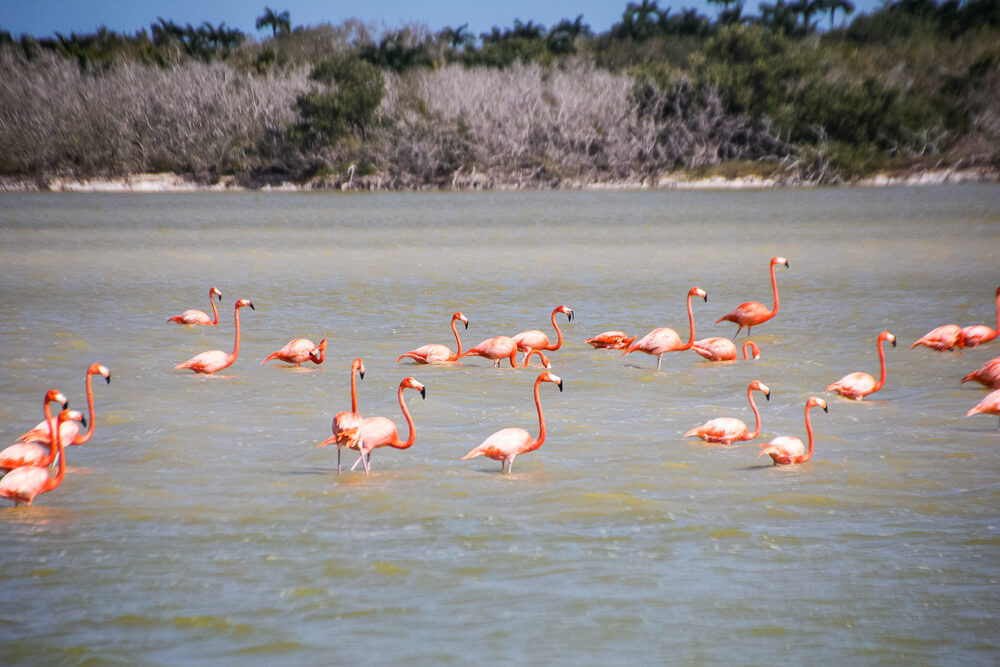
[2,410,83,472]
[350,377,426,473]
[911,324,964,351]
[685,380,770,445]
[512,305,574,363]
[460,335,520,368]
[397,312,469,364]
[716,256,789,337]
[624,287,708,370]
[262,338,327,368]
[966,389,1000,430]
[461,371,563,473]
[759,396,828,466]
[1,390,68,471]
[167,286,223,325]
[17,363,111,447]
[962,357,1000,389]
[961,286,1000,348]
[0,408,72,506]
[826,331,896,401]
[315,358,365,473]
[691,338,761,362]
[584,331,636,350]
[175,299,254,374]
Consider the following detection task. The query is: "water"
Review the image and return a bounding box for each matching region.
[1,187,998,664]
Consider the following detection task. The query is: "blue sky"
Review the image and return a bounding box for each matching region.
[2,0,883,39]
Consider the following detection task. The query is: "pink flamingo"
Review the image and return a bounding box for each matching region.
[460,335,519,368]
[350,377,426,473]
[1,390,68,470]
[2,410,83,472]
[512,305,574,363]
[961,286,1000,347]
[966,389,1000,430]
[685,380,770,445]
[461,371,563,473]
[691,338,761,362]
[17,363,111,447]
[0,408,72,506]
[911,324,964,351]
[716,256,788,336]
[584,331,636,350]
[175,299,254,374]
[262,338,327,368]
[759,396,828,466]
[962,357,1000,389]
[167,286,223,325]
[826,330,896,400]
[315,358,366,473]
[397,312,469,364]
[624,287,707,370]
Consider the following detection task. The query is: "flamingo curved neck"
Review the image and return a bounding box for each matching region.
[873,337,889,391]
[74,371,98,444]
[43,413,67,493]
[994,290,1000,332]
[41,399,59,466]
[209,292,220,325]
[747,389,763,439]
[682,293,697,350]
[230,305,242,361]
[769,261,781,317]
[802,405,816,462]
[349,368,360,413]
[532,377,547,451]
[549,309,564,351]
[451,317,464,359]
[395,386,417,449]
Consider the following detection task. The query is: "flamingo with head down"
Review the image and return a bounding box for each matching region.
[167,286,223,325]
[0,408,72,506]
[175,299,254,374]
[350,377,426,473]
[691,338,760,362]
[512,305,574,363]
[624,287,707,370]
[17,363,110,447]
[911,324,964,351]
[584,331,636,350]
[826,331,896,400]
[1,390,68,471]
[759,396,828,466]
[397,312,469,364]
[263,338,327,368]
[315,358,365,474]
[460,335,519,368]
[962,357,1000,389]
[685,380,770,445]
[716,256,788,337]
[461,371,563,474]
[966,389,1000,430]
[961,286,1000,348]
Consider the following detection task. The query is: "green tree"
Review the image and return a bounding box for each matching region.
[256,7,291,38]
[293,56,385,148]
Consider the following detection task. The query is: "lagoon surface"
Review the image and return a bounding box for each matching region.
[1,187,999,664]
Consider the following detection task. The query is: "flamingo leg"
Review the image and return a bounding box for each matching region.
[337,446,342,474]
[656,355,663,371]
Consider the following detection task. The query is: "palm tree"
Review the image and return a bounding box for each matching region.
[440,23,473,50]
[826,0,856,28]
[256,7,290,37]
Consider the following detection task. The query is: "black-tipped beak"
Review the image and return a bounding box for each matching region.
[79,415,87,428]
[217,293,222,301]
[464,321,469,330]
[765,391,770,401]
[248,302,255,310]
[419,387,426,399]
[557,380,564,392]
[702,295,708,302]
[568,310,574,322]
[784,260,790,268]
[62,399,70,408]
[822,405,829,413]
[359,371,365,380]
[891,340,897,348]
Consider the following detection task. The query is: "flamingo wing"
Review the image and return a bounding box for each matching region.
[0,442,50,470]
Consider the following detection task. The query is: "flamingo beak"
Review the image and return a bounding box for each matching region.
[822,405,829,413]
[80,415,87,428]
[464,321,469,329]
[557,380,564,392]
[784,260,790,268]
[419,387,426,399]
[891,339,897,348]
[568,309,574,322]
[359,371,365,380]
[765,391,770,401]
[249,302,255,310]
[703,295,708,302]
[105,373,112,384]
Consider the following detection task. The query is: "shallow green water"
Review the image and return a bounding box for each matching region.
[1,187,999,664]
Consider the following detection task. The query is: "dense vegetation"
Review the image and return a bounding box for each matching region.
[1,0,998,187]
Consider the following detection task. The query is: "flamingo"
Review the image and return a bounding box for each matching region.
[17,363,111,447]
[826,330,896,400]
[512,305,574,363]
[315,358,365,473]
[175,299,254,374]
[966,389,1000,430]
[350,377,426,473]
[691,338,761,362]
[623,287,707,370]
[716,256,788,336]
[1,390,68,471]
[0,408,72,506]
[961,286,1000,347]
[584,331,636,350]
[460,335,519,368]
[961,357,1000,389]
[461,371,563,473]
[2,410,84,472]
[911,324,964,351]
[397,312,469,364]
[685,380,770,445]
[263,338,327,367]
[759,396,828,466]
[167,286,223,325]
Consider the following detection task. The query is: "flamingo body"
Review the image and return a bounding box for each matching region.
[716,256,788,336]
[961,286,1000,348]
[176,299,254,374]
[315,358,365,473]
[18,365,110,447]
[513,305,574,362]
[584,331,635,349]
[460,336,519,368]
[167,286,222,325]
[686,380,770,445]
[759,396,827,466]
[911,324,964,351]
[351,378,425,473]
[624,287,707,370]
[962,357,1000,389]
[263,338,326,367]
[398,313,469,364]
[966,389,1000,430]
[827,331,895,400]
[1,410,70,506]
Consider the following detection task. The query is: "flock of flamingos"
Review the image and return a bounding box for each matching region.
[2,257,999,506]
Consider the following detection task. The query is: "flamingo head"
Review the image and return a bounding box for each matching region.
[749,380,771,400]
[236,298,254,310]
[310,339,328,364]
[772,256,789,268]
[210,286,222,301]
[690,287,708,302]
[45,389,69,409]
[352,358,365,379]
[453,312,469,329]
[879,331,897,348]
[807,396,829,413]
[401,377,426,399]
[59,408,86,430]
[743,341,761,359]
[88,363,112,384]
[556,305,574,322]
[539,371,563,392]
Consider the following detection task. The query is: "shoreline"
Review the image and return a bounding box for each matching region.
[1,167,997,193]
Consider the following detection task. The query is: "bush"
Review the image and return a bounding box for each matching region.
[292,55,385,148]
